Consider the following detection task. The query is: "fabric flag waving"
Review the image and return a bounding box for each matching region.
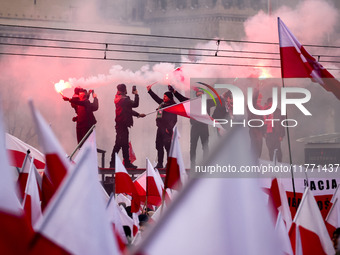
[325,184,340,237]
[0,109,34,254]
[278,17,340,100]
[6,132,45,170]
[163,97,223,128]
[289,187,333,255]
[146,158,163,206]
[164,127,187,190]
[115,153,141,213]
[133,159,164,207]
[22,158,42,229]
[31,146,121,255]
[29,101,71,210]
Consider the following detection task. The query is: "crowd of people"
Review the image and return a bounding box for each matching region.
[62,83,285,168]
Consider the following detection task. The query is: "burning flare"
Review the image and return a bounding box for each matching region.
[258,67,272,80]
[54,80,71,96]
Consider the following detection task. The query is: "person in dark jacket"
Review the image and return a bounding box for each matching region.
[147,85,177,169]
[63,88,98,144]
[109,84,145,169]
[248,87,265,159]
[264,97,285,162]
[170,86,209,167]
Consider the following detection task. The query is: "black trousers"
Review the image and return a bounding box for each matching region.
[266,133,282,162]
[249,128,263,158]
[155,127,172,166]
[190,125,209,165]
[77,126,90,145]
[110,125,130,167]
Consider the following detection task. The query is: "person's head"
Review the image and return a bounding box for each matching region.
[117,84,127,94]
[79,89,87,101]
[223,90,232,102]
[74,86,81,95]
[163,91,173,103]
[332,228,340,250]
[139,214,149,232]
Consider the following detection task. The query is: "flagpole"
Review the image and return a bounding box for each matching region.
[144,158,148,214]
[69,125,95,160]
[19,149,31,174]
[278,17,296,204]
[145,97,198,116]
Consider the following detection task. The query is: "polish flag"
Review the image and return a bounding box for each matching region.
[133,159,164,207]
[132,213,140,237]
[0,112,34,254]
[266,178,292,231]
[6,132,45,170]
[22,158,42,229]
[325,184,340,237]
[115,153,141,213]
[275,212,294,255]
[29,101,71,210]
[146,159,164,206]
[31,145,121,255]
[133,171,147,202]
[278,17,340,100]
[164,127,187,190]
[17,155,42,202]
[163,97,223,128]
[289,187,334,255]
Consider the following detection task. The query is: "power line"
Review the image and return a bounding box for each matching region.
[1,34,339,60]
[0,52,282,68]
[1,23,339,49]
[0,34,280,56]
[2,41,340,64]
[1,51,340,70]
[0,42,281,61]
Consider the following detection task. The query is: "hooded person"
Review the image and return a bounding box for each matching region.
[147,85,177,169]
[63,88,98,144]
[109,84,145,169]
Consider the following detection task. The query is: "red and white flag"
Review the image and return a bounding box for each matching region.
[31,146,121,255]
[29,101,71,210]
[132,213,140,237]
[133,170,147,202]
[266,178,292,231]
[278,17,340,100]
[164,127,187,190]
[6,132,45,170]
[275,212,294,255]
[0,112,34,254]
[22,158,42,229]
[163,97,223,128]
[325,184,340,237]
[115,153,141,213]
[146,158,163,206]
[289,187,333,255]
[133,159,164,207]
